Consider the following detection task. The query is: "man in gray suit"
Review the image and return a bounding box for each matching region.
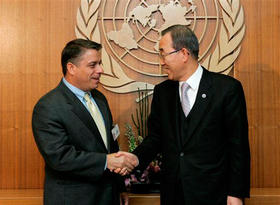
[32,39,137,205]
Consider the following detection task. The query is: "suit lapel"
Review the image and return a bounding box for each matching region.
[182,68,213,146]
[58,81,108,152]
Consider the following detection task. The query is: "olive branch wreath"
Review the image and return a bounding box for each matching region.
[202,0,245,74]
[75,0,245,97]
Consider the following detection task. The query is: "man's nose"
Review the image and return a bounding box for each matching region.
[96,64,104,73]
[159,57,165,66]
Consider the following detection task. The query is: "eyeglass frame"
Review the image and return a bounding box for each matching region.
[159,49,182,59]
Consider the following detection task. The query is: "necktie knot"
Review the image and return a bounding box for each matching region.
[84,92,91,103]
[181,82,190,94]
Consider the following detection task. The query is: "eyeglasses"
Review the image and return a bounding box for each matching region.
[159,49,181,59]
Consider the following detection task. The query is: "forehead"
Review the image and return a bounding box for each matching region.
[79,48,101,62]
[159,32,173,51]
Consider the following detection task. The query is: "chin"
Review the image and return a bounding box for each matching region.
[91,84,98,90]
[89,81,98,89]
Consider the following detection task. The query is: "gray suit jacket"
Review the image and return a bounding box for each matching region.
[32,80,124,205]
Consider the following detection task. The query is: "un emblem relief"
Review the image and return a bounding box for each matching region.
[75,0,245,97]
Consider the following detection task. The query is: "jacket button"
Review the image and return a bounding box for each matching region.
[180,152,184,157]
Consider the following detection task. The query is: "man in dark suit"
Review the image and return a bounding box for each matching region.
[32,39,137,205]
[128,25,250,204]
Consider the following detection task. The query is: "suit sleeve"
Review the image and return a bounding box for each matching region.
[133,85,162,170]
[32,99,106,182]
[224,81,250,198]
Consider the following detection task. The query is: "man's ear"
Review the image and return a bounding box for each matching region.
[66,62,76,75]
[181,48,190,62]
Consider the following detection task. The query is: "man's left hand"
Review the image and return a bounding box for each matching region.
[227,196,243,205]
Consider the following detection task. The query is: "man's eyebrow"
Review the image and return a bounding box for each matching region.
[88,60,102,65]
[88,61,98,64]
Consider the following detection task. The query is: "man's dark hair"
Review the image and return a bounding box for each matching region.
[161,25,199,60]
[61,39,102,76]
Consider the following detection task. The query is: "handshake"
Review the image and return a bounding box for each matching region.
[107,151,139,176]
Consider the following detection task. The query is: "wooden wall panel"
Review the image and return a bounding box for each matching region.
[0,0,80,188]
[235,0,280,188]
[0,0,279,190]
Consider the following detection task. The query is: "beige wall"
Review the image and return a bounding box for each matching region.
[0,0,279,189]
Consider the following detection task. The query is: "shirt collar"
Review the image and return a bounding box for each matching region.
[62,78,89,100]
[179,64,203,90]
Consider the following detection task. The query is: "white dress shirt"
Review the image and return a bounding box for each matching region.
[179,65,203,110]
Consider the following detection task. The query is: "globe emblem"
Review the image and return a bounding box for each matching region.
[101,0,221,77]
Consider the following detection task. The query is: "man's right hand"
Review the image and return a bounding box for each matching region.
[107,151,138,175]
